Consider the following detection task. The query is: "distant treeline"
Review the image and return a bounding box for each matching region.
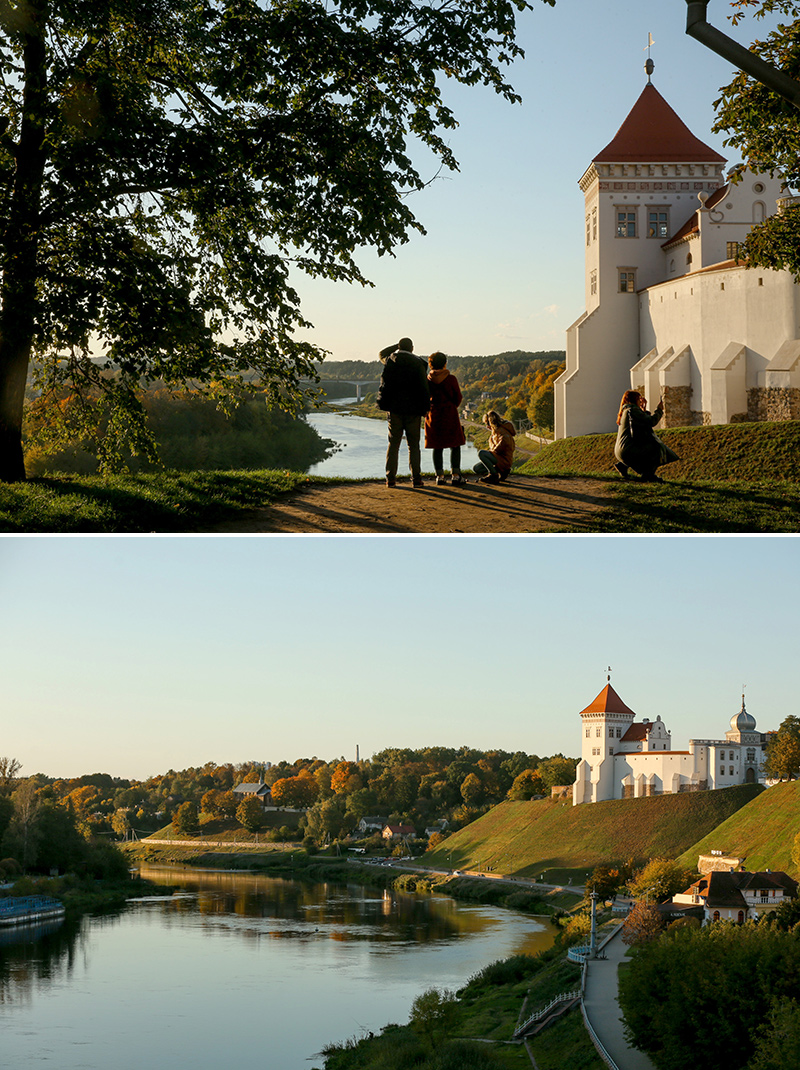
[312,350,565,381]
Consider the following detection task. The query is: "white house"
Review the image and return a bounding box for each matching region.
[572,681,766,806]
[555,68,797,439]
[671,868,797,924]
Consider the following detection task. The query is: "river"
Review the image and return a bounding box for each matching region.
[306,402,481,479]
[0,867,556,1069]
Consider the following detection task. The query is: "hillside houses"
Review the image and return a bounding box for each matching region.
[232,781,272,807]
[670,868,798,925]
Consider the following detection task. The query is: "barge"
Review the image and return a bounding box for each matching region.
[0,895,66,927]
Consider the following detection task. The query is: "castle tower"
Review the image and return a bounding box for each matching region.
[555,74,727,440]
[573,682,637,805]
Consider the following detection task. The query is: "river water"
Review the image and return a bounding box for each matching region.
[0,867,556,1069]
[306,403,481,479]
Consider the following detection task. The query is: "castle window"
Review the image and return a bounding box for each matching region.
[590,269,597,296]
[729,767,734,775]
[720,768,725,777]
[596,728,601,736]
[727,241,741,260]
[609,728,614,738]
[648,208,669,237]
[586,216,591,246]
[616,209,636,238]
[616,728,622,738]
[609,748,614,755]
[585,728,590,737]
[619,269,636,293]
[592,207,597,241]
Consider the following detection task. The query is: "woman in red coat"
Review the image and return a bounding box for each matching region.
[424,352,467,485]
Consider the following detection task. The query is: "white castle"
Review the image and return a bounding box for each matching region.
[572,681,766,806]
[555,68,798,438]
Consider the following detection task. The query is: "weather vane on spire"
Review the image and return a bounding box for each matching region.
[606,665,612,683]
[644,32,655,83]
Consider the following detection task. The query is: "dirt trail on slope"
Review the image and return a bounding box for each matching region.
[211,474,613,534]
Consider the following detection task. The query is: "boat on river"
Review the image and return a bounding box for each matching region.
[0,895,66,927]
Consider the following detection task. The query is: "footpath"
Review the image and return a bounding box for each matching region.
[582,926,658,1070]
[211,473,614,533]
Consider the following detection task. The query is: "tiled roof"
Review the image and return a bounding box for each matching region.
[620,723,651,742]
[579,684,636,717]
[662,184,729,249]
[594,84,726,164]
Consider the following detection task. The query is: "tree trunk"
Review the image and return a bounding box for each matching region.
[0,1,48,483]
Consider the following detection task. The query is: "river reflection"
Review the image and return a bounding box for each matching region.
[0,867,556,1069]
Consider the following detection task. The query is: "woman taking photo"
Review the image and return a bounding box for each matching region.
[614,391,678,482]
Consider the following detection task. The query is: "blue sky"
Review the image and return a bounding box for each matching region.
[2,534,797,780]
[292,0,780,363]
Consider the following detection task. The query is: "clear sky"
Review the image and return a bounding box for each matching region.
[2,534,797,782]
[291,0,779,363]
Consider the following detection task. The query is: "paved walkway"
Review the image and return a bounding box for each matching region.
[582,927,658,1070]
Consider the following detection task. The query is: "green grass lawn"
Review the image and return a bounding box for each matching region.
[677,779,800,875]
[422,786,763,884]
[0,469,312,532]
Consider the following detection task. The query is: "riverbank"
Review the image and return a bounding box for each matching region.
[124,842,582,918]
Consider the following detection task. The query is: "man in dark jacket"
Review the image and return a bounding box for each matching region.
[376,338,430,487]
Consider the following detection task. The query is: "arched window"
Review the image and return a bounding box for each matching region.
[737,911,745,924]
[753,201,766,223]
[713,911,720,922]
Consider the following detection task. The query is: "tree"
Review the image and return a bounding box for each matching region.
[764,716,800,781]
[409,988,458,1049]
[621,899,664,946]
[271,775,318,809]
[0,756,22,793]
[712,2,800,276]
[750,997,800,1070]
[236,796,265,833]
[0,0,554,481]
[626,858,693,903]
[586,863,628,900]
[460,772,484,807]
[172,800,199,836]
[506,768,546,800]
[536,755,578,790]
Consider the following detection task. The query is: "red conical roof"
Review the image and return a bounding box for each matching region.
[579,684,636,717]
[594,83,726,165]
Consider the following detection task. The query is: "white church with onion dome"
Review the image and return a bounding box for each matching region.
[555,58,799,440]
[572,679,767,806]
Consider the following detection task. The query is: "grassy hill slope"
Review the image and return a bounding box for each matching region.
[677,779,800,876]
[519,421,800,483]
[423,785,763,883]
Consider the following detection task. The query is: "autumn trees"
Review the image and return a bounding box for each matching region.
[764,715,800,781]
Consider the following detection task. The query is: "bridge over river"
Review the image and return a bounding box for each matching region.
[304,378,381,401]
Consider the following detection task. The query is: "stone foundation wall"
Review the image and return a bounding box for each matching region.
[748,387,800,422]
[663,385,692,427]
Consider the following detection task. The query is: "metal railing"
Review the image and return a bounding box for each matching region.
[513,990,580,1039]
[0,896,64,917]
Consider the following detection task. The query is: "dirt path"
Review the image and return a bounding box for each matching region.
[211,473,614,533]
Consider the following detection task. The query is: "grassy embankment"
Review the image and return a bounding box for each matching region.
[4,419,800,531]
[422,784,767,885]
[319,948,607,1070]
[675,778,800,873]
[518,420,800,532]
